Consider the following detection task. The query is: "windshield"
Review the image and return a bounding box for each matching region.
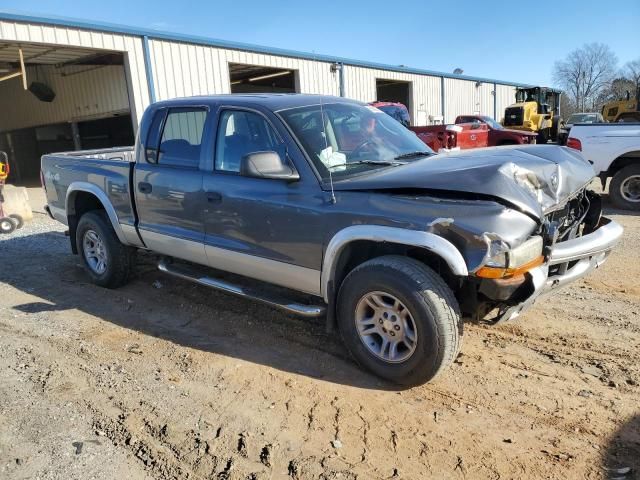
[567,113,601,124]
[279,102,434,180]
[481,117,502,130]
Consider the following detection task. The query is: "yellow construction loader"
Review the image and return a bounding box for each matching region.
[601,86,639,122]
[502,87,562,143]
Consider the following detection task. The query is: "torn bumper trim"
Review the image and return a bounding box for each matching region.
[495,216,623,323]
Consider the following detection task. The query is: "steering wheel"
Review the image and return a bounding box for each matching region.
[350,140,375,158]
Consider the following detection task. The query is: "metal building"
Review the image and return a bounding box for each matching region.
[0,11,525,184]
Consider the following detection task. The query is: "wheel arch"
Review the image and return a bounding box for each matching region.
[321,225,468,303]
[605,150,640,178]
[66,182,127,253]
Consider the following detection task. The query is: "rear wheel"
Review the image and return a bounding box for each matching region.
[337,255,462,386]
[9,214,23,229]
[76,210,134,288]
[0,217,17,234]
[609,165,640,210]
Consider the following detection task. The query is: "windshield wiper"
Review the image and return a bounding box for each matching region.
[394,151,433,160]
[327,160,405,170]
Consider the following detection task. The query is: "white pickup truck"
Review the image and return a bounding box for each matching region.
[568,123,640,209]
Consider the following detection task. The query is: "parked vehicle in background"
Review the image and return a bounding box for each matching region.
[369,101,411,127]
[502,86,562,144]
[370,103,536,151]
[409,115,535,152]
[42,94,622,385]
[558,112,604,145]
[410,122,488,151]
[601,86,639,122]
[615,111,640,123]
[454,115,537,146]
[567,123,640,210]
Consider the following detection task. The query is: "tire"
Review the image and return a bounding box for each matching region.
[0,217,17,234]
[9,214,23,229]
[550,115,561,142]
[75,210,134,288]
[337,255,462,386]
[537,129,548,144]
[609,164,640,211]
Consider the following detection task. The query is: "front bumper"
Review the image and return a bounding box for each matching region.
[495,217,623,323]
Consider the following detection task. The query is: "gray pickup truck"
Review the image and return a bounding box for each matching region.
[42,94,623,385]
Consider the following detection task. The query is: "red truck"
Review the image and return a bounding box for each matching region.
[370,102,537,152]
[412,115,537,152]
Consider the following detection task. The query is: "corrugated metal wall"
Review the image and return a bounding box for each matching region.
[0,65,130,132]
[0,17,523,133]
[443,79,498,123]
[0,19,150,127]
[343,66,442,126]
[148,39,340,100]
[495,84,517,123]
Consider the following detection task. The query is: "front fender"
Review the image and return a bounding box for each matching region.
[321,225,468,302]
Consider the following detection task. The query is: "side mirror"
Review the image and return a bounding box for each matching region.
[240,151,300,181]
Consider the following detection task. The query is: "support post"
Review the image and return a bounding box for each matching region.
[142,36,156,103]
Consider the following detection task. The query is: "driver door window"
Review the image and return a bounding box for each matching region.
[215,110,280,173]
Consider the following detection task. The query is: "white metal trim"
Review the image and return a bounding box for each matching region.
[321,225,469,302]
[65,181,128,245]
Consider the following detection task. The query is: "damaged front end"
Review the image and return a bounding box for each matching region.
[468,188,623,324]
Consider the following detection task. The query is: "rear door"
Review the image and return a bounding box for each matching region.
[134,107,209,265]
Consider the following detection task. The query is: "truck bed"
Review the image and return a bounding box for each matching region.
[49,146,136,162]
[41,147,136,229]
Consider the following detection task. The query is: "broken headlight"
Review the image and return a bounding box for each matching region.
[477,236,544,278]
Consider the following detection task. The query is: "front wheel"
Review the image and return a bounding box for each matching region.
[609,165,640,210]
[537,129,549,144]
[76,211,134,288]
[337,256,462,386]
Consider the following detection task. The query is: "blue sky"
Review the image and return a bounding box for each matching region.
[2,0,638,86]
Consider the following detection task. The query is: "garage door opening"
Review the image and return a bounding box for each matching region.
[375,79,412,122]
[0,43,135,185]
[229,63,297,94]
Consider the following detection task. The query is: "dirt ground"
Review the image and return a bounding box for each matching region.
[1,196,639,480]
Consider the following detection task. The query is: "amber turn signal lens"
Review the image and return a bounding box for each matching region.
[475,256,545,279]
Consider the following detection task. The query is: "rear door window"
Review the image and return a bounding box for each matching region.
[157,108,207,168]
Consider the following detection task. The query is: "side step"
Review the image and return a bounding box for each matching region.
[158,260,326,318]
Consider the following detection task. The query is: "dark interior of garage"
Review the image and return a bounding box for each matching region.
[375,79,412,112]
[229,63,297,94]
[0,44,134,185]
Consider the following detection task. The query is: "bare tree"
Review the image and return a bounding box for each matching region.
[622,59,640,90]
[553,43,618,112]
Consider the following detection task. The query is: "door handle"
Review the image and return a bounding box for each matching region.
[206,191,222,203]
[138,182,152,194]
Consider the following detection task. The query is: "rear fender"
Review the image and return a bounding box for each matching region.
[66,182,128,246]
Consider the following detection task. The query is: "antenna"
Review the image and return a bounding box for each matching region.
[314,50,336,204]
[319,93,336,204]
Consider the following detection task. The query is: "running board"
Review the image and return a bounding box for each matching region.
[157,260,326,318]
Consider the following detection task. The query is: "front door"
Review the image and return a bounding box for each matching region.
[201,107,324,296]
[134,107,208,265]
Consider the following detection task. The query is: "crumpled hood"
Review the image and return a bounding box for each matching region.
[333,145,595,219]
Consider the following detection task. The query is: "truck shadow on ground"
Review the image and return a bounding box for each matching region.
[1,228,397,391]
[602,414,640,479]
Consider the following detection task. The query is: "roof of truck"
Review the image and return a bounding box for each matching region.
[152,93,362,111]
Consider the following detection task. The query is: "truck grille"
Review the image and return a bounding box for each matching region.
[504,107,524,127]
